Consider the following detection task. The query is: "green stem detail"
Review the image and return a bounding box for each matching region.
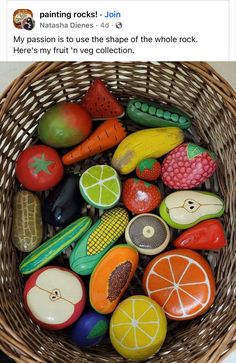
[138,158,157,173]
[187,143,206,159]
[29,153,54,175]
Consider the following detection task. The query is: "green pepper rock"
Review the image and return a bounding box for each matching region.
[127,99,191,129]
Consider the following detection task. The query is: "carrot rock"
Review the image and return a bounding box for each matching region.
[62,118,127,165]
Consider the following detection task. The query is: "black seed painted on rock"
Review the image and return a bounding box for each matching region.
[107,261,132,302]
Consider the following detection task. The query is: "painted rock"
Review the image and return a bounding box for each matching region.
[159,190,224,229]
[20,216,92,275]
[110,295,167,361]
[125,214,170,255]
[11,190,43,252]
[136,158,161,181]
[24,266,86,329]
[162,143,217,189]
[15,145,64,192]
[143,249,215,320]
[112,127,184,175]
[71,311,109,347]
[174,219,227,250]
[80,79,125,120]
[62,119,127,165]
[126,99,191,129]
[70,208,129,275]
[79,165,121,209]
[43,174,83,227]
[90,245,139,314]
[38,102,92,148]
[122,178,162,214]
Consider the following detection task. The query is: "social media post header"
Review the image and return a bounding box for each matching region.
[1,1,235,61]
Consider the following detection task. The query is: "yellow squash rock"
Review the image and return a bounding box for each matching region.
[111,127,184,174]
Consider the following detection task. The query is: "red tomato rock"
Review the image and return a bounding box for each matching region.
[15,145,64,191]
[122,178,162,214]
[161,143,217,189]
[23,266,86,330]
[174,219,227,250]
[136,158,162,181]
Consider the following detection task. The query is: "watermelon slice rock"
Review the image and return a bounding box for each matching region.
[80,79,125,120]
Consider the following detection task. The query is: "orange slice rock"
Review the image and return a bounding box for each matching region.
[143,249,215,320]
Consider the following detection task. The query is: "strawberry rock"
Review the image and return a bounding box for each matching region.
[161,143,217,189]
[122,178,162,214]
[136,158,161,181]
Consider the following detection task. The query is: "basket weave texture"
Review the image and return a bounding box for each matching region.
[0,62,235,363]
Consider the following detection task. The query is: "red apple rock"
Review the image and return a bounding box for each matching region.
[122,178,162,214]
[23,266,86,330]
[162,143,217,189]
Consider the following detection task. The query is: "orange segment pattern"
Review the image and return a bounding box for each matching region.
[143,249,215,321]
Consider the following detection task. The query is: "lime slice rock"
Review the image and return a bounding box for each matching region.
[80,165,121,209]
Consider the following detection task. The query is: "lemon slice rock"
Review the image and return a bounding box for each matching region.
[79,165,121,209]
[110,295,167,361]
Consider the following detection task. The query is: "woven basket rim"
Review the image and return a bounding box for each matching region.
[0,61,235,363]
[0,62,236,117]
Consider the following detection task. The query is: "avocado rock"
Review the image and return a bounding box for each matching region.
[159,190,224,229]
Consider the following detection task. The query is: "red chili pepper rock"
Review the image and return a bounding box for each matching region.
[173,219,227,250]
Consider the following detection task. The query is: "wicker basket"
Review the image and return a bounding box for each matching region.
[0,62,235,363]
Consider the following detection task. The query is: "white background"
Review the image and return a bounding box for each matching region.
[1,1,235,61]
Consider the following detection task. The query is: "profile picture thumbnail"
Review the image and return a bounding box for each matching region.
[13,9,35,30]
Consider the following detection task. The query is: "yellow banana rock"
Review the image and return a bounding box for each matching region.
[112,127,184,174]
